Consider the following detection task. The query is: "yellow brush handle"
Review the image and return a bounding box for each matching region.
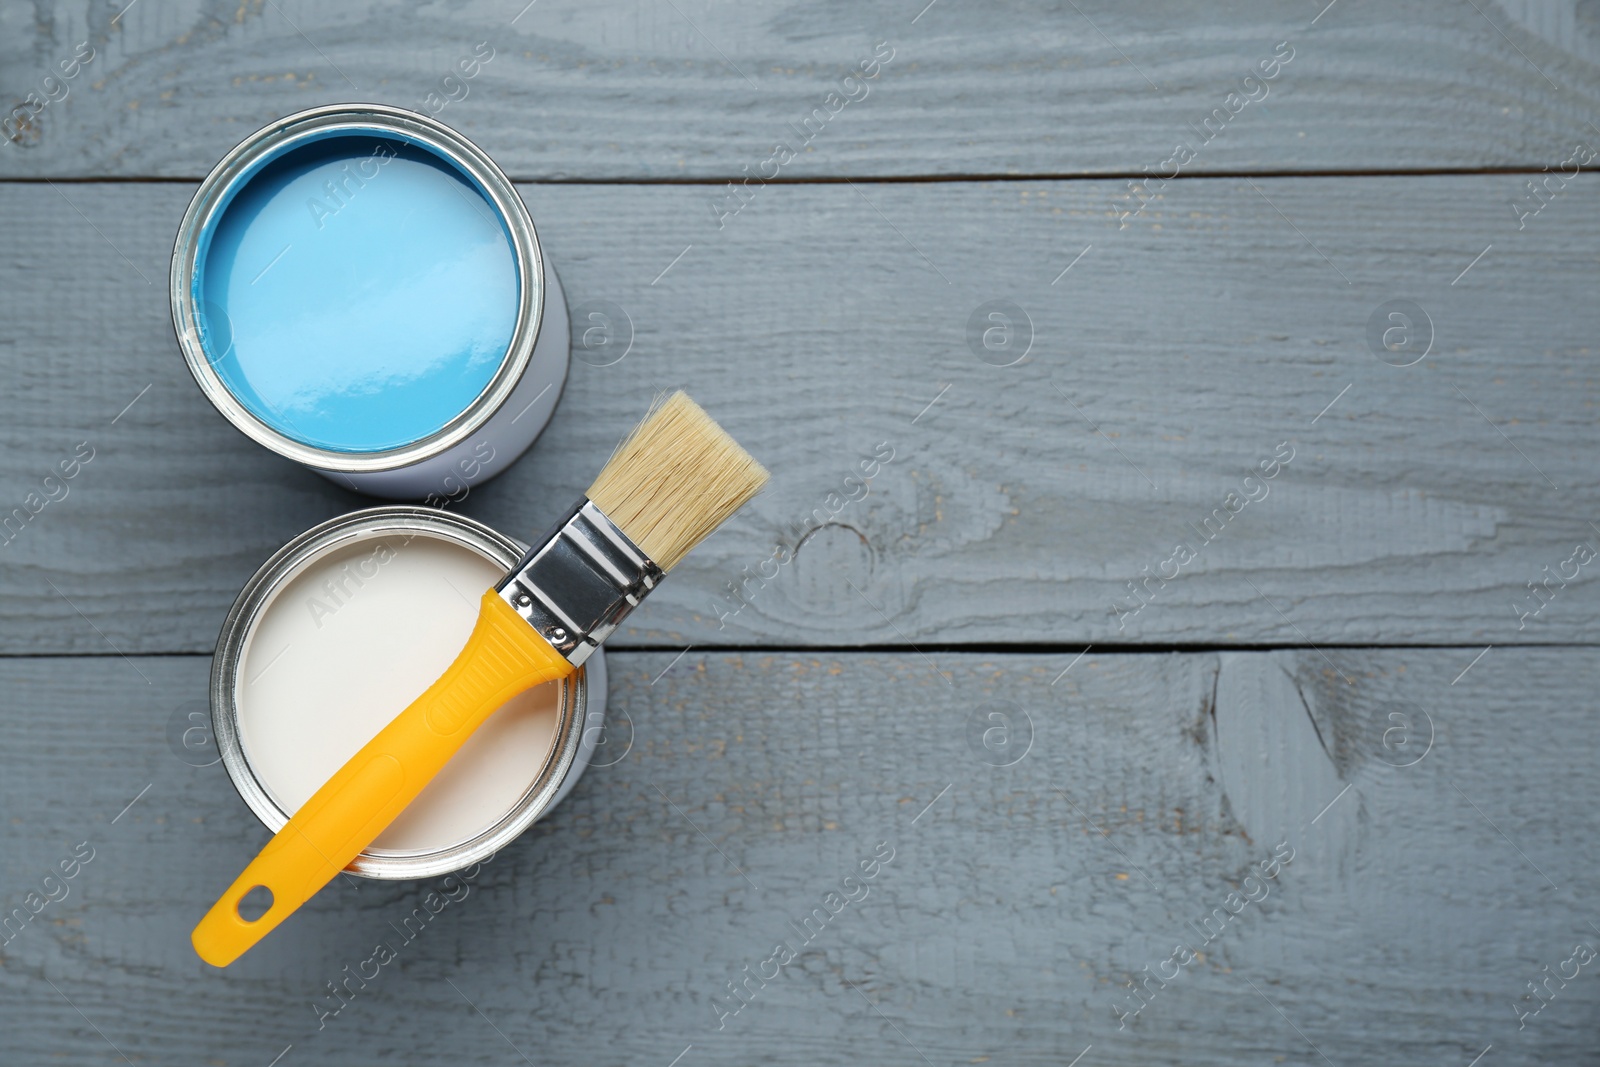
[192,592,571,967]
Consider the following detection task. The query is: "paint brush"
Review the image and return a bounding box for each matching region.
[193,392,768,966]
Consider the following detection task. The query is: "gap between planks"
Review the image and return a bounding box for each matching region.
[0,641,1592,660]
[5,165,1600,186]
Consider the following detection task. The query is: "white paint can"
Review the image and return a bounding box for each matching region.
[211,507,606,879]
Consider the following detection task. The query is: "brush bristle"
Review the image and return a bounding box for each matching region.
[586,391,769,571]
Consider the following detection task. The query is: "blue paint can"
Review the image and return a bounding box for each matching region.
[171,105,568,500]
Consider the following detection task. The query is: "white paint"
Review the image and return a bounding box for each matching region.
[238,532,561,853]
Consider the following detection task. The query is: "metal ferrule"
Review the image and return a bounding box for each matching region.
[496,500,663,666]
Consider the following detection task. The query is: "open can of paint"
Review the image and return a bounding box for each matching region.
[171,104,568,500]
[211,507,606,879]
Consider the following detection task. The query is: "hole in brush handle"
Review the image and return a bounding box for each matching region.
[236,884,274,923]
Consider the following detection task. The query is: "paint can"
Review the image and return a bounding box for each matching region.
[211,507,606,879]
[171,104,568,500]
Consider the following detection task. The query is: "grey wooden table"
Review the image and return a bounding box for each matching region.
[3,2,1599,1064]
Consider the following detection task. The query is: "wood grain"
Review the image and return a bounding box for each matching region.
[4,0,1600,179]
[3,2,1594,1063]
[0,648,1594,1066]
[0,177,1596,653]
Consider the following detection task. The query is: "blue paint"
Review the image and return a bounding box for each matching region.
[194,133,520,453]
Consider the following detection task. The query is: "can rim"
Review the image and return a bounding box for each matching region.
[210,506,584,880]
[171,104,544,474]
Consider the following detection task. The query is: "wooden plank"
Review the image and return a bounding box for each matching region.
[4,0,1600,179]
[0,648,1594,1065]
[2,176,1596,653]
